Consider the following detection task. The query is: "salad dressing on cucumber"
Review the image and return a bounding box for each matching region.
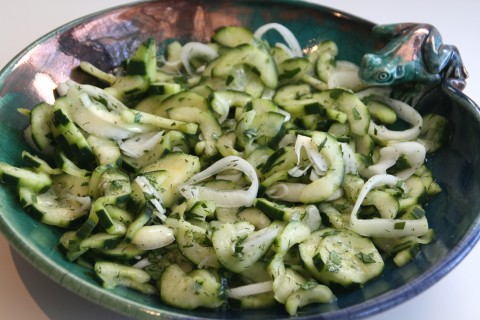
[0,23,446,316]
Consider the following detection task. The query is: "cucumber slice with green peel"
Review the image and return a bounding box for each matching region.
[212,26,254,47]
[298,132,345,203]
[176,219,220,268]
[212,44,278,88]
[165,40,182,62]
[299,228,384,287]
[152,90,209,118]
[278,57,312,82]
[210,89,253,122]
[160,264,224,309]
[416,113,450,153]
[335,91,370,136]
[139,152,201,207]
[0,162,52,193]
[126,37,157,81]
[95,261,157,294]
[29,102,55,154]
[167,107,222,142]
[254,198,306,222]
[87,135,121,166]
[104,75,150,104]
[51,98,96,170]
[18,186,89,228]
[365,99,397,124]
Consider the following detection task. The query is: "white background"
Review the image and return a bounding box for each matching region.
[0,1,479,319]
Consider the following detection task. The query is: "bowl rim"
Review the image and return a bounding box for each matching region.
[1,0,480,319]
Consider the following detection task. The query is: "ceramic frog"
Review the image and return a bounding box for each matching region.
[359,23,468,104]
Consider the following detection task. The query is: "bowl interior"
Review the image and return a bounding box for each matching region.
[1,1,480,319]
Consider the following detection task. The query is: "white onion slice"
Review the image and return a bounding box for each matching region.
[302,205,322,231]
[365,141,426,180]
[288,134,328,178]
[65,194,92,212]
[355,87,392,100]
[275,107,291,122]
[340,142,358,174]
[63,80,129,112]
[350,174,429,238]
[117,131,164,158]
[227,281,273,299]
[278,133,297,148]
[266,182,306,202]
[274,42,295,58]
[132,257,152,269]
[131,225,175,250]
[134,176,167,220]
[368,96,423,142]
[179,156,259,207]
[254,23,303,57]
[327,61,365,91]
[66,84,154,139]
[180,42,219,75]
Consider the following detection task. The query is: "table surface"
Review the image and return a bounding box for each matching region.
[1,1,479,319]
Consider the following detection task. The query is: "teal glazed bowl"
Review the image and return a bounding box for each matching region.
[0,1,479,319]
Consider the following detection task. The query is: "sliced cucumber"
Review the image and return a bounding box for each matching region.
[416,113,449,153]
[298,132,345,203]
[18,186,89,228]
[365,99,397,124]
[87,135,121,166]
[212,221,282,272]
[261,146,297,177]
[273,84,317,116]
[212,26,253,47]
[251,111,286,147]
[255,198,306,222]
[160,264,224,309]
[167,107,221,142]
[21,151,62,175]
[52,173,90,197]
[0,162,51,193]
[315,40,338,82]
[139,152,201,207]
[126,37,157,81]
[29,102,55,154]
[176,219,219,268]
[51,98,96,170]
[95,261,157,294]
[278,57,312,83]
[212,44,278,88]
[54,151,91,178]
[153,90,209,118]
[210,89,252,122]
[299,228,384,287]
[104,75,149,105]
[335,91,370,136]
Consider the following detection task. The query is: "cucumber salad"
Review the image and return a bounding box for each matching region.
[0,23,448,315]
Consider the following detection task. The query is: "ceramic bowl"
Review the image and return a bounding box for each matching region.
[1,1,479,319]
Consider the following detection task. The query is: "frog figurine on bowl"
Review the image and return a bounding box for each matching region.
[359,23,468,105]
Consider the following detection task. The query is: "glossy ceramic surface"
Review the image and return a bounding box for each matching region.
[359,23,468,105]
[0,1,479,319]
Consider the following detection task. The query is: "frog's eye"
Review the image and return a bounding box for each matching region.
[396,65,405,77]
[376,71,390,82]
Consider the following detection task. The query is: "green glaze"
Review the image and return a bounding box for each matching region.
[359,23,468,104]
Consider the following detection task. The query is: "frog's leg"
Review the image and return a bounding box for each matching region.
[423,27,468,89]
